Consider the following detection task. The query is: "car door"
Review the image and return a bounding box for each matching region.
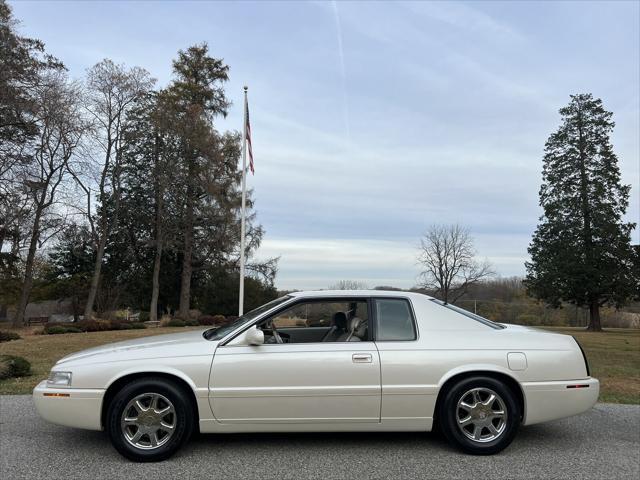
[372,297,432,429]
[209,298,381,424]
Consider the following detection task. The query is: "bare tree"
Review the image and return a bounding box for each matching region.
[69,59,154,319]
[329,280,369,290]
[417,224,493,304]
[13,72,86,326]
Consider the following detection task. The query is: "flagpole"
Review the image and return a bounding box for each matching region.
[238,86,248,316]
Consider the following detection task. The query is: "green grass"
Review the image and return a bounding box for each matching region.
[1,326,638,403]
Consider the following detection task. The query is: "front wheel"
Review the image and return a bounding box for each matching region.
[438,376,520,455]
[106,377,194,462]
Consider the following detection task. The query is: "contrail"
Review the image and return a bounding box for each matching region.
[332,0,351,142]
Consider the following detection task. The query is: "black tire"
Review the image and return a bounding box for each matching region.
[437,376,520,455]
[106,377,194,462]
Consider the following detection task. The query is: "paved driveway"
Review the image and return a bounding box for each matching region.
[1,396,638,479]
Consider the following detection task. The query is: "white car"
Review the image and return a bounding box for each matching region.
[33,290,599,461]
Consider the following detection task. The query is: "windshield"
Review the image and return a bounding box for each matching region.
[203,295,292,340]
[430,299,505,330]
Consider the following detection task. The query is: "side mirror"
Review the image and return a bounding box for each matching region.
[245,326,264,346]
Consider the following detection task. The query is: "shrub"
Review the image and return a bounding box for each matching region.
[167,319,186,327]
[0,331,21,343]
[197,315,217,326]
[0,355,32,379]
[130,322,146,329]
[114,322,133,330]
[44,325,83,335]
[138,311,150,322]
[184,319,199,327]
[77,320,112,332]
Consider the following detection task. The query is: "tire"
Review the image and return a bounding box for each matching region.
[106,377,194,462]
[437,376,520,455]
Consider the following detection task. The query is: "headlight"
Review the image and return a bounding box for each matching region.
[47,371,72,387]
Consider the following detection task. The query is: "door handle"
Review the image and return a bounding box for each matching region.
[352,353,372,363]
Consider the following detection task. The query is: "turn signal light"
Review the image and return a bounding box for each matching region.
[43,393,70,397]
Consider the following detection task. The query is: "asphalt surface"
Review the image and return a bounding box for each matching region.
[0,396,638,480]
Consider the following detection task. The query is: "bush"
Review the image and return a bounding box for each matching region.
[197,315,217,326]
[130,322,146,329]
[77,320,112,332]
[44,325,62,334]
[138,311,150,322]
[0,331,21,342]
[114,322,133,330]
[44,325,82,335]
[167,319,186,327]
[0,355,32,379]
[184,319,199,327]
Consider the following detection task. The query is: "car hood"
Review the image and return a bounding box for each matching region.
[56,328,216,366]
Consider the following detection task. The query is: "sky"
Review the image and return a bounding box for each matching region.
[9,0,640,290]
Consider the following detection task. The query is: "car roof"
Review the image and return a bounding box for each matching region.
[288,290,433,300]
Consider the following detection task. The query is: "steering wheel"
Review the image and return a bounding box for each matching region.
[262,322,290,344]
[271,321,284,344]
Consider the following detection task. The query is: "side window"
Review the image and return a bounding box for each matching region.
[266,300,369,343]
[374,298,416,341]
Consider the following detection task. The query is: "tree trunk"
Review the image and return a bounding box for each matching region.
[83,232,108,320]
[14,206,43,327]
[72,295,80,322]
[178,182,194,320]
[577,109,601,333]
[587,300,602,331]
[149,131,163,323]
[149,237,163,322]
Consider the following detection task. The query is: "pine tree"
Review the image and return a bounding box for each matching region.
[525,94,638,331]
[163,43,231,319]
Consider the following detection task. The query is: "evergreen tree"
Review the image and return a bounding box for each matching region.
[525,94,638,331]
[163,43,231,319]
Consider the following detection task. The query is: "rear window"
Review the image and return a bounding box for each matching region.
[374,298,416,341]
[430,299,505,330]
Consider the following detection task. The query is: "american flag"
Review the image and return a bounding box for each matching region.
[245,101,254,175]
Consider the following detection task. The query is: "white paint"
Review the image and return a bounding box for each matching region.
[33,291,599,436]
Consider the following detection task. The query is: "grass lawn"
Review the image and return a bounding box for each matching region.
[1,325,638,403]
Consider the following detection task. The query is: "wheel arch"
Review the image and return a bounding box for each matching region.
[434,368,526,426]
[100,371,200,431]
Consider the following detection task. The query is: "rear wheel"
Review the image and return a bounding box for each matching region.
[106,377,194,462]
[438,376,520,455]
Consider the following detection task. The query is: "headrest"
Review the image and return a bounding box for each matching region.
[348,317,362,332]
[333,311,348,330]
[354,319,367,337]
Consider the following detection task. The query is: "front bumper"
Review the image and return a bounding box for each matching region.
[33,381,105,430]
[521,377,599,425]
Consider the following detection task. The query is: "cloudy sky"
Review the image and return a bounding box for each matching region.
[11,0,640,290]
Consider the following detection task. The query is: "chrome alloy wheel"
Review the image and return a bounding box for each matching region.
[121,393,177,450]
[456,387,508,443]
